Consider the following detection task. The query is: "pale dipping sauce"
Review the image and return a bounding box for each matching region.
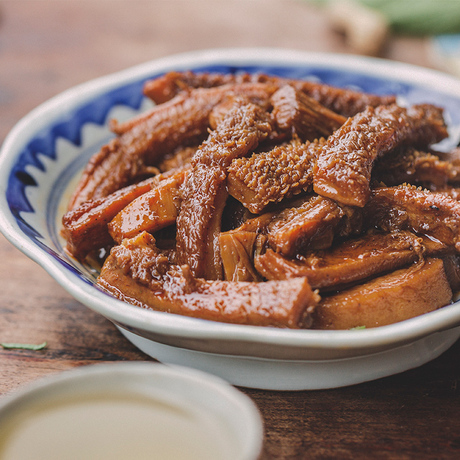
[0,393,236,460]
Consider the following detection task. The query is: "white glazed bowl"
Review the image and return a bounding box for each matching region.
[1,48,460,390]
[0,362,263,460]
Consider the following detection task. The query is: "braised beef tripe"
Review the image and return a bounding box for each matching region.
[61,70,458,329]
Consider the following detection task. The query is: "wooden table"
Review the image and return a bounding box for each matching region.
[1,1,459,458]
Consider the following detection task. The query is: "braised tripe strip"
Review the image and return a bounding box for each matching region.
[98,232,320,328]
[142,70,397,117]
[313,104,448,207]
[111,81,276,135]
[271,84,346,141]
[313,258,452,329]
[108,167,188,243]
[366,185,460,252]
[219,230,261,282]
[228,139,324,213]
[267,195,360,256]
[255,231,423,290]
[176,101,272,279]
[372,148,458,189]
[62,174,165,260]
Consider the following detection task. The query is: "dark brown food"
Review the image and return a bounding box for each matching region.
[227,138,324,213]
[291,79,397,118]
[271,84,346,141]
[108,167,188,243]
[373,148,458,190]
[313,104,448,207]
[266,195,354,256]
[111,81,276,136]
[366,184,460,252]
[175,101,272,279]
[62,175,162,259]
[142,70,396,117]
[61,70,458,329]
[219,230,261,282]
[255,231,423,290]
[98,232,320,328]
[70,82,277,209]
[142,70,259,104]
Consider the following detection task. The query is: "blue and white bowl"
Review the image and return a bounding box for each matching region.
[1,48,460,390]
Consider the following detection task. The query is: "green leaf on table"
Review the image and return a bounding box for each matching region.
[1,341,47,351]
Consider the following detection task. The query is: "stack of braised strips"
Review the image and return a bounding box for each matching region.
[61,71,460,330]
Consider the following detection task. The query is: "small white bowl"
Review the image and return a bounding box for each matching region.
[0,362,263,460]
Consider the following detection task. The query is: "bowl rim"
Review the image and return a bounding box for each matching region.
[0,362,263,458]
[1,47,460,358]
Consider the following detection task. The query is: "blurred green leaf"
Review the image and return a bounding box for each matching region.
[309,0,460,35]
[1,341,47,351]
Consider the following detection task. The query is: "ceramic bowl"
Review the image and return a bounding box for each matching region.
[0,362,263,460]
[1,48,460,390]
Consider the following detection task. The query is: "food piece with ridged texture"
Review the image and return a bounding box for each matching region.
[372,148,458,189]
[111,82,277,135]
[219,230,261,282]
[227,139,324,213]
[98,232,320,328]
[367,185,460,252]
[176,101,272,279]
[141,70,396,117]
[313,104,448,207]
[267,195,361,256]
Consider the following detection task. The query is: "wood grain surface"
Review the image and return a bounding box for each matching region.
[0,1,459,458]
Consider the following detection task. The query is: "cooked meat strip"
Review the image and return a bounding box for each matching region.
[366,185,460,252]
[267,195,361,256]
[313,104,448,207]
[62,174,165,260]
[108,167,189,244]
[219,230,261,282]
[178,164,228,280]
[312,258,452,330]
[176,101,272,279]
[142,71,396,117]
[373,148,457,189]
[271,84,346,141]
[220,192,362,258]
[142,70,262,104]
[111,81,277,136]
[227,139,324,213]
[71,83,277,209]
[291,79,396,118]
[255,231,423,291]
[67,138,149,211]
[98,232,320,328]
